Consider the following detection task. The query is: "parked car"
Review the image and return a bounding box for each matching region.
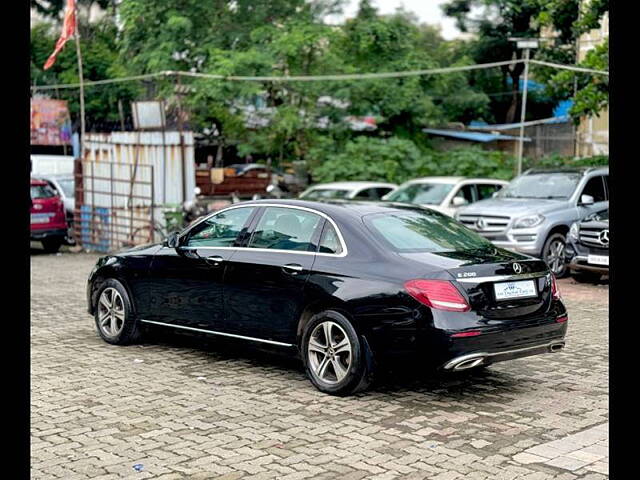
[299,181,397,201]
[87,200,567,396]
[33,174,76,243]
[455,167,609,277]
[30,178,67,253]
[383,177,508,216]
[565,208,609,282]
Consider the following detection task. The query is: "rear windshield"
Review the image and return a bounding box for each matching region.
[363,209,495,253]
[301,188,351,200]
[31,184,57,199]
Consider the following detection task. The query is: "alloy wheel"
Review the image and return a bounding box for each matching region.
[545,238,566,276]
[97,287,125,338]
[308,321,352,384]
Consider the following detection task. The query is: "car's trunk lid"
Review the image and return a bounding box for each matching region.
[399,248,552,319]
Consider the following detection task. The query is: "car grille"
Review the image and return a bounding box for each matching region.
[579,226,609,249]
[458,214,511,234]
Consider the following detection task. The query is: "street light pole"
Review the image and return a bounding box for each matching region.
[509,38,539,176]
[516,47,530,176]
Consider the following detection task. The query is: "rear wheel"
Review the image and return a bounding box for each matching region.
[42,238,62,253]
[94,279,142,345]
[302,310,373,396]
[542,233,569,278]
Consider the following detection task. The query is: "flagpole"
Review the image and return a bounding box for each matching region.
[74,4,85,159]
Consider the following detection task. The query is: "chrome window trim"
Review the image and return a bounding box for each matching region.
[456,271,549,283]
[179,203,348,257]
[140,319,294,347]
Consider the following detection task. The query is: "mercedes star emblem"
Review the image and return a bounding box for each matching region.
[513,262,523,274]
[598,229,609,246]
[475,218,487,230]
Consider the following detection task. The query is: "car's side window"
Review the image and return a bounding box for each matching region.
[581,176,606,203]
[185,207,255,248]
[452,184,476,205]
[353,188,374,199]
[476,184,501,200]
[318,222,343,255]
[248,207,323,252]
[375,187,394,199]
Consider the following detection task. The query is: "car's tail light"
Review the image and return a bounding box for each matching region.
[556,315,568,323]
[551,274,561,300]
[451,330,481,338]
[404,279,470,312]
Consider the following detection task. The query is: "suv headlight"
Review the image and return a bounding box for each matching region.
[513,214,545,229]
[569,222,579,242]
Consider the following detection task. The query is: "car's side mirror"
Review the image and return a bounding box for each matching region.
[580,194,594,206]
[452,197,468,207]
[164,231,180,248]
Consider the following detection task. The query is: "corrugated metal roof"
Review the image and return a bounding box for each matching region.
[468,116,569,131]
[422,128,531,143]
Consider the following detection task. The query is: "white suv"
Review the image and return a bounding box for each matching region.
[383,177,508,217]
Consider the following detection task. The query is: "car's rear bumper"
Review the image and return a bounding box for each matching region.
[442,338,566,371]
[30,228,67,240]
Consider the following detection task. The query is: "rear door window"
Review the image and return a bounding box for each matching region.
[248,207,323,252]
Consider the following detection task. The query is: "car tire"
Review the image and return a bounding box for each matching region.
[42,238,62,253]
[542,233,569,278]
[301,310,373,396]
[94,279,142,345]
[572,270,602,283]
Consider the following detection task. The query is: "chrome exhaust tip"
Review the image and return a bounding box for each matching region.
[444,354,486,371]
[549,342,565,353]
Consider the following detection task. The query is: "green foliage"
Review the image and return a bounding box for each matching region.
[310,136,608,185]
[30,19,141,127]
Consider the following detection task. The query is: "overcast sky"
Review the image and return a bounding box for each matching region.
[326,0,464,40]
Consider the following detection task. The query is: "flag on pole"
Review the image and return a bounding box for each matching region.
[43,0,77,70]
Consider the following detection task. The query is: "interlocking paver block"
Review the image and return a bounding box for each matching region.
[30,252,609,479]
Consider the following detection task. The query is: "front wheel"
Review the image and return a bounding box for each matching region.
[94,279,142,345]
[302,310,373,396]
[542,233,569,278]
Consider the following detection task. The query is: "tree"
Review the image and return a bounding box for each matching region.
[442,0,544,123]
[535,0,609,121]
[31,19,142,131]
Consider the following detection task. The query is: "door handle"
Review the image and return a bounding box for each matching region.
[282,263,304,274]
[204,255,224,266]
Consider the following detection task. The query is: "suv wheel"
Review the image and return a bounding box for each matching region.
[301,310,373,396]
[42,238,62,253]
[543,233,569,278]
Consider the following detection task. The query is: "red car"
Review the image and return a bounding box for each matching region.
[30,178,67,253]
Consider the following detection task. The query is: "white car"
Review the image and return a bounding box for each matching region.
[299,181,398,201]
[383,176,508,216]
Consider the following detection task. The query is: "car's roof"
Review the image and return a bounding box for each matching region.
[402,176,507,185]
[306,181,397,190]
[232,198,425,220]
[525,166,608,175]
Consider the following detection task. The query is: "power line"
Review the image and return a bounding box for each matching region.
[30,58,609,92]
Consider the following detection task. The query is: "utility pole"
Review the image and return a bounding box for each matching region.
[74,4,86,159]
[509,38,539,176]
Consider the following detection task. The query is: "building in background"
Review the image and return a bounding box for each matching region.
[575,9,609,157]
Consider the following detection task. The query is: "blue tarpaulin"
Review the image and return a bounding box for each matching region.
[422,128,531,143]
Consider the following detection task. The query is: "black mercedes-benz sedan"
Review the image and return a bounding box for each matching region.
[87,199,568,395]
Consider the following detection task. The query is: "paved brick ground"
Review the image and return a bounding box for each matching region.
[31,250,609,479]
